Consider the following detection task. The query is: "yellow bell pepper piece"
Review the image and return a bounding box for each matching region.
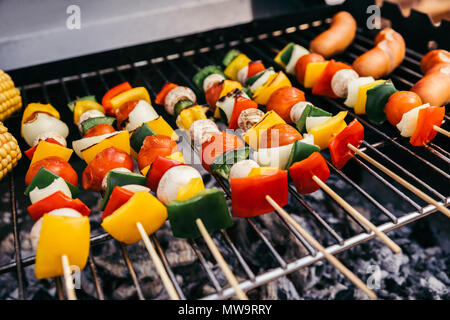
[248,167,279,177]
[146,116,178,140]
[176,178,205,201]
[224,53,251,80]
[354,80,385,114]
[81,130,130,164]
[178,105,207,130]
[274,50,287,69]
[35,214,90,279]
[166,151,185,163]
[73,100,105,125]
[309,111,348,150]
[109,87,151,111]
[22,103,60,125]
[31,140,73,165]
[140,165,150,176]
[304,61,329,88]
[253,71,292,105]
[243,110,285,150]
[101,191,168,244]
[213,80,243,118]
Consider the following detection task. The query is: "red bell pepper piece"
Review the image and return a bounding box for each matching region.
[101,186,134,220]
[230,169,288,217]
[201,131,244,172]
[146,155,185,192]
[227,96,258,129]
[410,106,445,146]
[102,82,132,115]
[24,138,62,160]
[312,60,352,98]
[155,82,178,105]
[27,191,91,221]
[205,81,223,108]
[246,61,265,79]
[329,119,364,169]
[289,152,330,194]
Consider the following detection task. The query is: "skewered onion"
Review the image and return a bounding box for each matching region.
[29,177,72,204]
[32,132,67,147]
[306,116,331,133]
[396,104,429,137]
[22,113,69,147]
[125,100,159,131]
[344,76,374,108]
[72,131,118,158]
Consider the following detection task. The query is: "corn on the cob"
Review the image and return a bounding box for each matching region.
[0,121,22,180]
[0,70,22,121]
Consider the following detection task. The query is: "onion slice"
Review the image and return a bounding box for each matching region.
[286,45,309,75]
[229,159,260,180]
[125,100,159,132]
[396,104,429,137]
[344,77,374,108]
[22,113,69,147]
[29,177,72,204]
[72,131,119,159]
[306,116,331,133]
[253,143,295,169]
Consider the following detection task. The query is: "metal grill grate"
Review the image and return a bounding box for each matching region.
[0,11,448,300]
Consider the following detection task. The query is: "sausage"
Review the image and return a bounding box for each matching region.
[309,11,357,58]
[411,64,450,106]
[352,28,405,79]
[420,49,450,74]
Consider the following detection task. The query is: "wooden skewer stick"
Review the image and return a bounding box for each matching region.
[312,176,401,254]
[195,218,248,300]
[265,195,377,300]
[136,222,180,300]
[433,125,450,138]
[61,254,77,300]
[347,143,450,218]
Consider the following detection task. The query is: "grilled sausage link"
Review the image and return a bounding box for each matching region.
[352,28,405,79]
[309,11,357,58]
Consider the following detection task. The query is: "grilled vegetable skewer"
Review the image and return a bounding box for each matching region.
[98,85,247,299]
[21,104,90,299]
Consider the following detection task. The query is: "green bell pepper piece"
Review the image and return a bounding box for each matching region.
[100,170,146,209]
[295,105,332,133]
[192,66,225,92]
[210,147,249,179]
[68,95,97,112]
[81,116,116,134]
[25,167,80,198]
[245,67,274,87]
[366,80,397,125]
[174,99,194,116]
[280,42,295,66]
[285,140,320,169]
[222,49,241,67]
[129,122,156,153]
[241,87,253,100]
[167,188,233,239]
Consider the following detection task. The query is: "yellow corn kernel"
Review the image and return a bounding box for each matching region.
[0,122,22,181]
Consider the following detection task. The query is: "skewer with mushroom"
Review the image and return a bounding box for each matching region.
[21,102,91,300]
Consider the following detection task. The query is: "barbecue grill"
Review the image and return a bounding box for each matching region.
[0,0,449,300]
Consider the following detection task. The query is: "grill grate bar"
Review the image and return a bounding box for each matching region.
[119,243,145,300]
[327,161,398,223]
[189,239,223,296]
[151,234,187,299]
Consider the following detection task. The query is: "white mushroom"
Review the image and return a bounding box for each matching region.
[290,101,315,123]
[229,160,260,180]
[189,119,220,146]
[331,69,359,98]
[238,108,265,132]
[164,86,196,116]
[77,109,105,132]
[203,74,225,92]
[157,166,202,205]
[32,132,67,148]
